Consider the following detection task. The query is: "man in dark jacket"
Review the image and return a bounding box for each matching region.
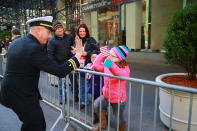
[11,28,21,41]
[47,22,79,103]
[47,22,74,64]
[0,16,83,131]
[8,28,22,50]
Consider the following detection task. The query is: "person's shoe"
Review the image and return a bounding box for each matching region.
[74,97,79,102]
[51,84,58,87]
[59,100,67,105]
[80,104,85,109]
[59,99,63,105]
[92,111,107,131]
[93,113,99,124]
[92,125,99,131]
[119,124,126,131]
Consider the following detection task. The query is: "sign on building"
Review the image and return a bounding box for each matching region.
[81,0,138,13]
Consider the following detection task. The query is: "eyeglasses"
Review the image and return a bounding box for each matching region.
[109,54,119,58]
[56,27,63,30]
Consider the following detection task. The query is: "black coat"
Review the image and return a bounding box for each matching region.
[47,34,74,64]
[0,34,79,108]
[81,37,100,65]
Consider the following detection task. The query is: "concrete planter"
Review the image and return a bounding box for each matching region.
[155,73,197,131]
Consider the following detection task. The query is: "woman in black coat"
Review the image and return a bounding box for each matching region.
[75,24,100,66]
[74,24,100,109]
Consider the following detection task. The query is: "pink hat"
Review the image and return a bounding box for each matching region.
[111,45,129,60]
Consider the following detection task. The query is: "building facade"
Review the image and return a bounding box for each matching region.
[79,0,186,50]
[74,0,195,51]
[1,0,196,51]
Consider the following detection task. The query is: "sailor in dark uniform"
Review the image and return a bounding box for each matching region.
[0,16,83,131]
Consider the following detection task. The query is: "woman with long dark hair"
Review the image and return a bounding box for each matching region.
[74,24,100,109]
[75,24,100,65]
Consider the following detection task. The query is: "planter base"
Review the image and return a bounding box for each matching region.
[156,73,197,131]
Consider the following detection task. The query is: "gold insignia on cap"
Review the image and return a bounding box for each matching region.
[40,23,53,28]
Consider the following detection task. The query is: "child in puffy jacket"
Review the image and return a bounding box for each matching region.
[79,51,103,109]
[91,45,130,131]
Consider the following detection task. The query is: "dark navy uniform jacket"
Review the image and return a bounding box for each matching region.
[0,34,79,108]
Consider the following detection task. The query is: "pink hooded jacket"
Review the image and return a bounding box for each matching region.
[92,54,130,103]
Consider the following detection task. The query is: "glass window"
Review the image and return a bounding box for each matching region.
[98,5,120,47]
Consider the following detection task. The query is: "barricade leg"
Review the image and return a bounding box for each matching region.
[39,72,67,131]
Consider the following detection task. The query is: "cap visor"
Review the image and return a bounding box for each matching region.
[44,26,54,32]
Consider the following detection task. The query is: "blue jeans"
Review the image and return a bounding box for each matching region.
[58,74,79,104]
[69,73,79,100]
[58,77,66,103]
[80,75,88,105]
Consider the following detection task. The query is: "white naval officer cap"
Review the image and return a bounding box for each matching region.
[26,16,54,31]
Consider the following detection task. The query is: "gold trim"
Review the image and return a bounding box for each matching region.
[68,59,76,70]
[40,23,53,28]
[68,60,74,69]
[70,59,77,70]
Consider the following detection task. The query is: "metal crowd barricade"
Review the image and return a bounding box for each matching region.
[39,71,66,131]
[0,53,6,93]
[0,53,197,131]
[0,53,6,78]
[61,69,197,131]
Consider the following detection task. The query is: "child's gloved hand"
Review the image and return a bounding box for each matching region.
[104,59,113,69]
[100,46,110,58]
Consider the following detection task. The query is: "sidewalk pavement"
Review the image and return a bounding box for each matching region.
[127,51,185,80]
[129,60,185,80]
[0,100,82,131]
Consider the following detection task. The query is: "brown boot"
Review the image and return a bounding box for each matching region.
[93,113,99,124]
[92,111,107,131]
[119,124,126,131]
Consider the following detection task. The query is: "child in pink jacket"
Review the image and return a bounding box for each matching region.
[91,45,130,131]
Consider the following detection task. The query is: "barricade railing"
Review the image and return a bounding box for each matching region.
[39,71,66,131]
[0,53,6,94]
[0,54,6,78]
[61,69,196,131]
[1,55,197,131]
